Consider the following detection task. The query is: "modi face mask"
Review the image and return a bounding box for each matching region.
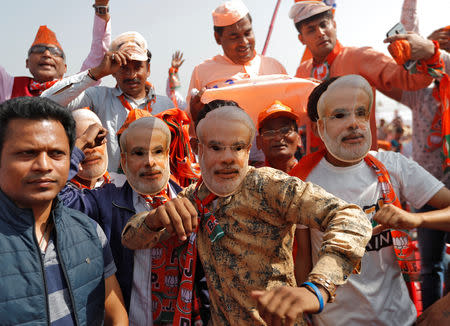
[316,75,373,163]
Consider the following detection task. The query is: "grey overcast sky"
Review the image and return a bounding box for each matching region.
[2,0,448,122]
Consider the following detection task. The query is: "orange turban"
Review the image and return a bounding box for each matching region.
[117,109,152,136]
[31,25,63,50]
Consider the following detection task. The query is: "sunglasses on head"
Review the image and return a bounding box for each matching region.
[28,45,65,59]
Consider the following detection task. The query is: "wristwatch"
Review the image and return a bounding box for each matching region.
[92,4,109,15]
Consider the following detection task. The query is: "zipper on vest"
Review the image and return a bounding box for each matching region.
[33,219,51,326]
[54,225,81,326]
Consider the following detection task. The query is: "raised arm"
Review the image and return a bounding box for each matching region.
[0,65,14,103]
[400,0,419,33]
[80,0,112,74]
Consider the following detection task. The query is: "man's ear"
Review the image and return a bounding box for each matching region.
[314,120,322,138]
[146,62,151,78]
[190,138,199,155]
[214,32,222,45]
[256,135,262,150]
[120,152,127,173]
[25,58,30,69]
[298,33,305,45]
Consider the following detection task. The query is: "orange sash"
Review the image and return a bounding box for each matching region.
[292,151,420,282]
[117,81,156,113]
[310,40,343,81]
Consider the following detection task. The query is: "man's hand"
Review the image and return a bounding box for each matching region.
[384,32,436,61]
[372,204,422,235]
[145,197,198,241]
[251,286,328,326]
[428,27,450,52]
[171,51,185,69]
[75,123,107,151]
[416,293,450,325]
[89,49,132,80]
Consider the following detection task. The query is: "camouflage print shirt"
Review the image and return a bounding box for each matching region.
[123,166,371,326]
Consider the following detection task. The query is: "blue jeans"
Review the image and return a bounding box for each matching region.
[417,205,450,309]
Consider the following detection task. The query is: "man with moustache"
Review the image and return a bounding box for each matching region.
[122,102,372,325]
[0,0,111,103]
[290,74,450,326]
[187,0,286,163]
[187,0,286,118]
[69,108,126,189]
[59,117,209,325]
[255,101,312,284]
[42,31,174,172]
[0,96,127,325]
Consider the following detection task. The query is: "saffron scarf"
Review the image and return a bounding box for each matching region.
[155,109,201,187]
[291,150,420,282]
[310,40,343,81]
[117,81,156,113]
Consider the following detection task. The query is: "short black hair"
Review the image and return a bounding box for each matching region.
[147,49,152,63]
[307,76,339,122]
[214,13,252,36]
[0,97,76,156]
[195,99,241,129]
[295,9,333,34]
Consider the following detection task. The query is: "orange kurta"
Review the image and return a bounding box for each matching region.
[187,53,286,115]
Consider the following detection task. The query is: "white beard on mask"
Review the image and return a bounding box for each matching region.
[125,158,171,195]
[199,152,249,197]
[318,119,372,163]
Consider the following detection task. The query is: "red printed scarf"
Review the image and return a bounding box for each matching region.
[69,171,111,189]
[117,82,156,113]
[171,179,225,325]
[310,40,343,81]
[29,79,59,95]
[291,150,420,282]
[142,187,204,325]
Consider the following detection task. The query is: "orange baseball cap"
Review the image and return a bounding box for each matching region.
[31,25,63,50]
[257,100,299,130]
[117,109,152,136]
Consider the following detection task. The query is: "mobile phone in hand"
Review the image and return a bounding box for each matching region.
[386,22,417,71]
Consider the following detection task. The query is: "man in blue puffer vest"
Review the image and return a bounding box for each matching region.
[0,96,128,325]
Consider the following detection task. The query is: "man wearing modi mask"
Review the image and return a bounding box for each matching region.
[290,74,450,326]
[122,100,372,325]
[69,108,126,189]
[59,117,210,325]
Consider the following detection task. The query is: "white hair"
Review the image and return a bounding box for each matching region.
[196,105,256,143]
[72,109,102,125]
[120,116,171,152]
[317,74,374,119]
